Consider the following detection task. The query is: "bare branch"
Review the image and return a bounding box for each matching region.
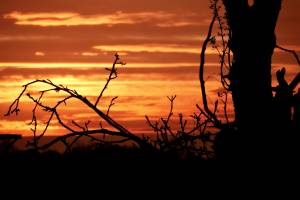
[145,116,158,131]
[26,93,56,142]
[54,111,76,133]
[106,96,118,115]
[199,10,221,126]
[64,135,82,153]
[72,120,86,131]
[95,53,125,107]
[37,129,125,150]
[289,73,300,92]
[276,45,300,66]
[145,96,215,158]
[222,91,229,123]
[212,0,231,91]
[28,91,44,149]
[5,56,152,151]
[5,83,29,116]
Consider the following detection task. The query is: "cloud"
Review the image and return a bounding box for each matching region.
[35,51,45,56]
[156,21,205,27]
[0,35,61,42]
[93,44,201,54]
[93,43,219,55]
[3,11,180,27]
[80,52,99,57]
[3,11,204,28]
[105,35,206,43]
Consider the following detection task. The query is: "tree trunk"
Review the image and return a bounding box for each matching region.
[222,0,282,158]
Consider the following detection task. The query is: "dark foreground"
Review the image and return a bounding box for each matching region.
[0,144,298,198]
[0,145,221,187]
[1,144,298,170]
[0,144,209,167]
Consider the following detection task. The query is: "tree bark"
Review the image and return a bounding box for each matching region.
[222,0,282,158]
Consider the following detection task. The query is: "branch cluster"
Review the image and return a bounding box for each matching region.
[6,53,151,152]
[145,96,215,159]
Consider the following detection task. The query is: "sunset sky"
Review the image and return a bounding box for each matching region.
[0,0,299,136]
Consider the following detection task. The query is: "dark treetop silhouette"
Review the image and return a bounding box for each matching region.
[199,0,300,160]
[213,0,300,159]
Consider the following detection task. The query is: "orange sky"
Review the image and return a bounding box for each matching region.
[0,0,299,136]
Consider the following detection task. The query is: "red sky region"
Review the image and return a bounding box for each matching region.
[0,0,299,136]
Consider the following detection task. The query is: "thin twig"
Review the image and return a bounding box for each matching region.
[223,92,229,123]
[95,53,124,107]
[276,44,300,66]
[107,96,118,115]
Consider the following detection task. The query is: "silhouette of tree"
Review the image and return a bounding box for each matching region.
[200,0,300,160]
[223,0,281,150]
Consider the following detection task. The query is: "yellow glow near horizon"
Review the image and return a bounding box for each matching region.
[0,120,67,136]
[1,62,296,70]
[0,62,203,68]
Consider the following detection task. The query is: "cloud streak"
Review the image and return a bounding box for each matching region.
[0,35,61,42]
[35,51,45,56]
[93,44,202,54]
[3,11,200,27]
